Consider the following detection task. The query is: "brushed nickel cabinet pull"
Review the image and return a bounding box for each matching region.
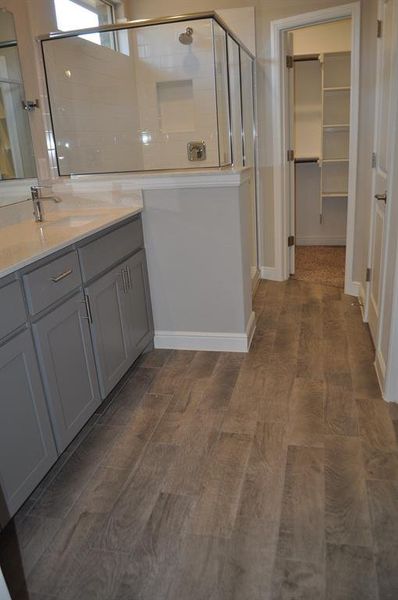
[126,266,132,290]
[51,268,73,283]
[121,268,128,293]
[83,294,93,324]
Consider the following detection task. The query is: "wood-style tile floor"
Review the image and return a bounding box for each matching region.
[2,279,398,600]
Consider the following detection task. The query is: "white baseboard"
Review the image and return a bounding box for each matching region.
[260,266,285,281]
[344,280,360,297]
[246,310,256,350]
[252,269,261,295]
[358,283,367,321]
[296,237,346,246]
[154,311,256,353]
[375,349,386,397]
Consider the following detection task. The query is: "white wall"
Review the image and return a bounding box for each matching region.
[296,163,347,245]
[216,7,256,55]
[293,18,351,54]
[142,178,253,349]
[294,59,322,158]
[125,0,377,293]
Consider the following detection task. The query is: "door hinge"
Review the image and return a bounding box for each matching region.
[366,268,372,283]
[287,149,294,162]
[377,19,383,38]
[372,152,377,168]
[286,55,294,69]
[288,235,295,247]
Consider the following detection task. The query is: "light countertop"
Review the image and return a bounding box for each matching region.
[0,206,143,279]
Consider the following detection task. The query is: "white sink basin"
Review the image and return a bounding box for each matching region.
[43,215,98,228]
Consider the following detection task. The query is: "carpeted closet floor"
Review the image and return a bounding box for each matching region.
[293,245,346,288]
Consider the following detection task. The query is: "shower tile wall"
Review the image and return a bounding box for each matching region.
[43,35,143,175]
[131,19,220,170]
[42,19,224,174]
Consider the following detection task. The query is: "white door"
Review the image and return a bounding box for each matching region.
[368,0,396,342]
[285,31,296,274]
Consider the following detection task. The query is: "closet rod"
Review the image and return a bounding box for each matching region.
[295,157,319,164]
[294,54,320,62]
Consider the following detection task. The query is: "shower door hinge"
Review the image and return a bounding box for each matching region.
[22,99,39,112]
[372,152,377,168]
[286,55,294,69]
[287,149,294,162]
[288,235,295,247]
[366,268,372,283]
[377,19,383,38]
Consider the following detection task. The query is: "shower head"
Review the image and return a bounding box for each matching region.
[179,27,193,45]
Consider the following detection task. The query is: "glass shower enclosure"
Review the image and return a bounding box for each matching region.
[40,12,258,278]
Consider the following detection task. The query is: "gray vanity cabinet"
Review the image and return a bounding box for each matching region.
[85,264,131,398]
[123,249,154,358]
[85,250,153,399]
[32,292,101,453]
[0,330,57,520]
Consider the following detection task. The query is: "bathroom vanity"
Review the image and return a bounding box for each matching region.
[0,4,257,528]
[0,209,153,522]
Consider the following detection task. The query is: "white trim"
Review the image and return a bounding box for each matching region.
[251,268,261,295]
[375,349,386,396]
[296,237,346,246]
[246,310,256,349]
[270,3,361,296]
[380,6,398,404]
[260,266,284,281]
[359,282,367,321]
[345,280,360,297]
[154,311,256,353]
[69,168,251,190]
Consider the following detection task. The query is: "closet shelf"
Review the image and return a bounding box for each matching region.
[295,157,319,164]
[323,124,350,130]
[321,192,348,197]
[323,86,351,92]
[322,158,349,163]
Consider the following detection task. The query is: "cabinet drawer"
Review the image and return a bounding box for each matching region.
[0,280,26,340]
[23,251,81,315]
[79,217,143,282]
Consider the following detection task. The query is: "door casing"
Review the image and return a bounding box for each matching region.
[270,2,361,295]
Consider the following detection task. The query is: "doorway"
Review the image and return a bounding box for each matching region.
[271,3,360,295]
[292,20,352,289]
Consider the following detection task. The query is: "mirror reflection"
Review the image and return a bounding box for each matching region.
[0,8,36,181]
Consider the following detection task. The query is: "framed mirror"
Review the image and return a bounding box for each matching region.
[0,8,36,181]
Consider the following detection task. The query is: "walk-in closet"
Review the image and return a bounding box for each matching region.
[292,19,352,288]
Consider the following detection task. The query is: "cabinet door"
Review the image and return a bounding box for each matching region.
[0,330,57,521]
[32,293,101,453]
[86,264,131,398]
[124,249,154,360]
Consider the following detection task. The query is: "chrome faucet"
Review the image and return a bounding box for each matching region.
[30,185,62,222]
